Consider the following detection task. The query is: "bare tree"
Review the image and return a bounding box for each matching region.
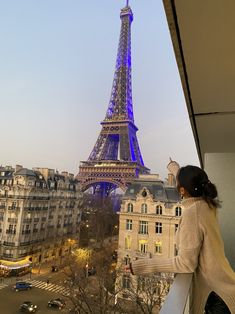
[79,196,119,247]
[61,245,124,314]
[116,272,173,314]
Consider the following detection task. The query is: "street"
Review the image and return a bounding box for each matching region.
[0,286,69,313]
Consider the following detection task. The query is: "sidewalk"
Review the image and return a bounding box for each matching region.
[0,261,54,286]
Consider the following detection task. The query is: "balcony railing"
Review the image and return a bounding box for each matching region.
[3,253,13,258]
[6,229,16,234]
[134,251,152,259]
[3,241,15,247]
[22,230,31,234]
[160,273,193,314]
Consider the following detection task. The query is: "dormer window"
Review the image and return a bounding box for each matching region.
[141,203,147,214]
[127,203,133,213]
[156,205,163,215]
[175,206,182,217]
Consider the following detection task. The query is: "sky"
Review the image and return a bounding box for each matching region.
[0,0,199,180]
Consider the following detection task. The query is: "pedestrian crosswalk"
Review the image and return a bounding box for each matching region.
[0,279,70,296]
[28,279,71,296]
[0,282,9,290]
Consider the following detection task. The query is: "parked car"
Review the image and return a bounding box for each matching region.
[47,298,66,309]
[87,266,96,276]
[51,265,59,272]
[19,301,37,312]
[12,282,32,291]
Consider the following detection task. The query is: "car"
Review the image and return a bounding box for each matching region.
[47,298,66,309]
[51,265,59,272]
[87,266,96,276]
[19,301,38,312]
[12,281,32,291]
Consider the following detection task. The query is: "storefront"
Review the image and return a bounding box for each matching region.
[0,258,32,277]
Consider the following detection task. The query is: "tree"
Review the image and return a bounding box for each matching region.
[61,244,124,314]
[79,196,119,247]
[116,272,173,314]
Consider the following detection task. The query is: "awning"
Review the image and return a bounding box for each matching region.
[0,258,32,269]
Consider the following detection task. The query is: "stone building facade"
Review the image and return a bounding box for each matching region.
[0,165,82,276]
[117,174,182,303]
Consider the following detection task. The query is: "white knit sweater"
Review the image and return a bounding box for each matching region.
[132,197,235,314]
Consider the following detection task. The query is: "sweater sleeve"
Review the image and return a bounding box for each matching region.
[132,206,203,275]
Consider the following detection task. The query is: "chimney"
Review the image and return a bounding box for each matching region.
[15,165,23,172]
[167,173,176,187]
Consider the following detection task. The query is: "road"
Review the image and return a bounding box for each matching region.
[0,283,70,313]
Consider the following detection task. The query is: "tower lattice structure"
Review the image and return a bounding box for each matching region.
[77,2,149,196]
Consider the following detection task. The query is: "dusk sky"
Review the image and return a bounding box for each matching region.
[0,0,199,179]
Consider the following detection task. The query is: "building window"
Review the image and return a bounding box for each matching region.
[156,205,162,215]
[125,235,131,250]
[139,221,148,234]
[155,241,162,254]
[122,275,131,289]
[127,203,133,213]
[141,203,147,214]
[8,224,16,234]
[139,240,148,253]
[175,206,182,217]
[174,244,178,256]
[126,219,132,231]
[155,222,162,234]
[175,224,179,233]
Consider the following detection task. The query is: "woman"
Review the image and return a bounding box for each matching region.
[130,164,235,313]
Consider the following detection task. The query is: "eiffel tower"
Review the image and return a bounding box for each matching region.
[77,1,149,196]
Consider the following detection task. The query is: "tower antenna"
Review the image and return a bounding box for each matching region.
[126,0,129,7]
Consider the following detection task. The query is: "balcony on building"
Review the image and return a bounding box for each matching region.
[159,1,235,313]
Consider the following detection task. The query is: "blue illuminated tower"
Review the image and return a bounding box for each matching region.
[77,1,149,196]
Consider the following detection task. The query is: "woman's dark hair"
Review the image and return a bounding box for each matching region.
[177,165,219,208]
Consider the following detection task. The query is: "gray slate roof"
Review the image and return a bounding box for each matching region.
[124,180,180,203]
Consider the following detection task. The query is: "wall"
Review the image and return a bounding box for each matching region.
[204,153,235,270]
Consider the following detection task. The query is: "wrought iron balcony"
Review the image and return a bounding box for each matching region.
[23,218,32,223]
[134,250,152,259]
[22,230,31,234]
[6,229,16,234]
[20,241,30,246]
[3,241,15,246]
[2,253,13,258]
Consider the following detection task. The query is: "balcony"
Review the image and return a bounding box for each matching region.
[22,230,31,234]
[160,274,192,314]
[23,218,32,223]
[7,218,18,223]
[6,229,16,234]
[20,241,30,246]
[134,251,152,259]
[3,241,15,247]
[2,253,13,258]
[8,206,20,210]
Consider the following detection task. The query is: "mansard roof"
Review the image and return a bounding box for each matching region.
[124,179,180,203]
[15,168,37,177]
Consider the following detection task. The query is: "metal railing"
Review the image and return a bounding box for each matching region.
[160,273,193,314]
